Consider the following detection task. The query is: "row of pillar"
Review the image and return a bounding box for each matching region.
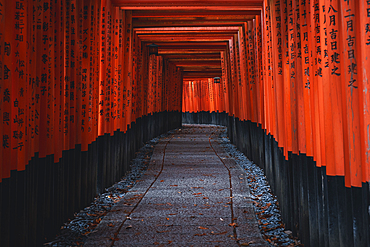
[183,0,370,246]
[0,0,183,245]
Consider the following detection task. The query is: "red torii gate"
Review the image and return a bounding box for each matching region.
[0,0,369,246]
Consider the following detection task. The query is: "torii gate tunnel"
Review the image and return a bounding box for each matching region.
[0,0,369,246]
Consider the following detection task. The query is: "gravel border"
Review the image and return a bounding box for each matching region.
[218,129,303,247]
[46,126,303,246]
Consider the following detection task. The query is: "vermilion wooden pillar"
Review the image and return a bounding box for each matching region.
[299,0,313,157]
[271,2,285,148]
[122,10,132,132]
[358,0,370,183]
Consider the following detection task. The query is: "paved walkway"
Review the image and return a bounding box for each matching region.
[84,125,268,246]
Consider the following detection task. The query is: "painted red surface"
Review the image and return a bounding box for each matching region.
[0,0,369,187]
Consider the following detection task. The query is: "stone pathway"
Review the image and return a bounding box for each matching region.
[84,125,268,247]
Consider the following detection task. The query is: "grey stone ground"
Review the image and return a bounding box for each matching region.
[84,125,268,246]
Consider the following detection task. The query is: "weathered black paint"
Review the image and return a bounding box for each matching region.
[183,111,370,247]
